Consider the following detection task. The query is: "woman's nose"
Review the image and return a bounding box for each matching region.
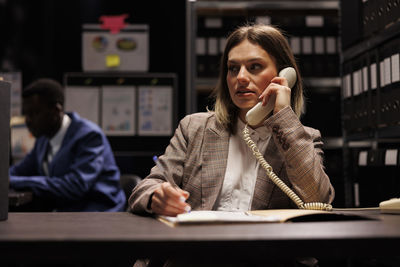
[237,66,250,84]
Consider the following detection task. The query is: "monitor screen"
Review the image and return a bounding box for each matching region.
[0,80,11,220]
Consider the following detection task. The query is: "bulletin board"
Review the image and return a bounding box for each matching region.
[64,72,177,137]
[63,72,178,177]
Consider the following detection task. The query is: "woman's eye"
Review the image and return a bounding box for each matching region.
[250,63,262,71]
[228,65,239,74]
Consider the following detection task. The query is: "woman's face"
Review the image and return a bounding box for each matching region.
[226,39,278,121]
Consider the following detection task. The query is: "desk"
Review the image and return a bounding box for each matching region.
[0,211,399,265]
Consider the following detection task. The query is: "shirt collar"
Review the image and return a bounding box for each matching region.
[237,117,271,141]
[49,114,71,151]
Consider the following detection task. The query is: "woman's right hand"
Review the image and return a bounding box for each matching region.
[150,182,191,216]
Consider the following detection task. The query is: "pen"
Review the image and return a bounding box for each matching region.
[152,155,178,189]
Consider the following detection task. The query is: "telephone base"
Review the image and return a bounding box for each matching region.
[379,198,400,214]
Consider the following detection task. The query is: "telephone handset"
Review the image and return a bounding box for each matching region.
[246,67,297,126]
[243,67,332,211]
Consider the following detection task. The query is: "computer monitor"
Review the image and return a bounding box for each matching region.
[0,80,11,221]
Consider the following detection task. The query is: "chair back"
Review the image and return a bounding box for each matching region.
[120,174,142,207]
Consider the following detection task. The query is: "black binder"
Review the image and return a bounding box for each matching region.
[342,62,354,133]
[369,51,379,130]
[387,38,400,126]
[390,0,400,25]
[378,41,395,127]
[351,59,361,132]
[341,0,363,48]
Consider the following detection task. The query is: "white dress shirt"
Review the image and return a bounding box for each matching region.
[43,114,71,176]
[48,114,71,161]
[215,118,271,211]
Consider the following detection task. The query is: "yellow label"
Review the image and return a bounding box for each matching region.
[106,54,120,68]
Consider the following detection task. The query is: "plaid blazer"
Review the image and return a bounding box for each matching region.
[129,106,334,213]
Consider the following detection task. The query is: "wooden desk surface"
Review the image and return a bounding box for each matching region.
[0,211,399,265]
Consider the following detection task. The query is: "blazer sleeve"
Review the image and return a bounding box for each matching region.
[9,131,107,201]
[129,115,192,214]
[264,106,335,204]
[9,144,41,177]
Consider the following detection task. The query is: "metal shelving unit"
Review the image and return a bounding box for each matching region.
[340,1,400,208]
[186,0,340,114]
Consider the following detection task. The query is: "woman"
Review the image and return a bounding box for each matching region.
[129,24,334,217]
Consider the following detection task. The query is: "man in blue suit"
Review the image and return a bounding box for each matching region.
[9,78,126,211]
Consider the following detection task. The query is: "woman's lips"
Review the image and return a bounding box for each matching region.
[236,89,256,96]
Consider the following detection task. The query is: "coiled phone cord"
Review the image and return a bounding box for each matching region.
[243,125,333,211]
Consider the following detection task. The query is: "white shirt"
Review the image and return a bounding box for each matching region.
[48,114,71,162]
[215,119,271,211]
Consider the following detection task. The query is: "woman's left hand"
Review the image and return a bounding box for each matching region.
[259,76,291,114]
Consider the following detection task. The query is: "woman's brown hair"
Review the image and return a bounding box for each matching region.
[212,24,304,133]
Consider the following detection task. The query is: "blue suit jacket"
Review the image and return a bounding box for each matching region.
[10,112,126,211]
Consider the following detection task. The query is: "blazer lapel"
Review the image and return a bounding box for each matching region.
[252,137,284,209]
[201,124,229,210]
[262,138,284,178]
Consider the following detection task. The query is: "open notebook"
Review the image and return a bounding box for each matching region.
[157,209,373,227]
